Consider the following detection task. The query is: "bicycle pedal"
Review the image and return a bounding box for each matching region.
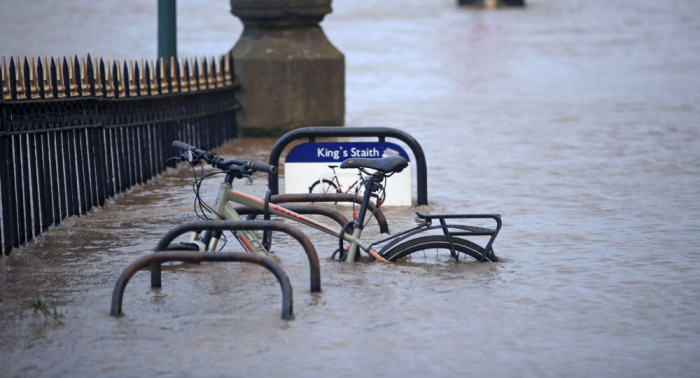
[186,241,207,251]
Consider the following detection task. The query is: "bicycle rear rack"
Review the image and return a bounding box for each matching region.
[416,212,501,262]
[374,212,501,262]
[110,251,293,320]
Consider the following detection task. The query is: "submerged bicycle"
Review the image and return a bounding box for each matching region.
[170,141,501,263]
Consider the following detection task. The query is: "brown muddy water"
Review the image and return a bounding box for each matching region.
[2,0,700,377]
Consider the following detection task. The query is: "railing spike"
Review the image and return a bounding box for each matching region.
[93,57,103,97]
[139,59,147,96]
[127,59,136,97]
[87,54,95,96]
[36,57,45,98]
[81,56,92,97]
[120,59,131,97]
[22,57,32,99]
[54,57,66,98]
[50,58,59,99]
[201,56,209,90]
[115,59,124,97]
[207,56,215,89]
[122,60,129,97]
[133,60,141,97]
[180,57,188,93]
[68,56,78,97]
[103,59,114,98]
[9,57,16,100]
[215,55,224,88]
[149,59,157,96]
[73,55,83,97]
[29,57,40,99]
[15,56,27,100]
[41,57,54,99]
[186,57,193,91]
[2,56,10,100]
[155,58,161,94]
[144,60,151,96]
[111,60,119,98]
[193,57,200,91]
[169,56,179,93]
[158,57,169,94]
[224,52,232,86]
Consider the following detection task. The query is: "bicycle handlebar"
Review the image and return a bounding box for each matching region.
[172,141,277,174]
[172,140,192,151]
[247,161,277,174]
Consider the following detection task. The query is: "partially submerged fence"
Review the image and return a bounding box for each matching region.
[0,53,239,256]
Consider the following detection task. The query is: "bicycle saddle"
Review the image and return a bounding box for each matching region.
[340,156,408,174]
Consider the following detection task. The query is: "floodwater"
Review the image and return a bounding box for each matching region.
[2,0,700,376]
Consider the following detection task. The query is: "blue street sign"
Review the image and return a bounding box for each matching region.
[286,142,411,163]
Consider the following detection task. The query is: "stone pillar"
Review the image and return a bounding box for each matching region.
[230,0,345,136]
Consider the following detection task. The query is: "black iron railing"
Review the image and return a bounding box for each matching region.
[0,54,239,256]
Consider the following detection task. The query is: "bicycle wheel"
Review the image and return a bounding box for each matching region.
[309,179,341,194]
[381,235,497,263]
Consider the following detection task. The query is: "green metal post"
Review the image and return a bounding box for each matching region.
[158,0,177,62]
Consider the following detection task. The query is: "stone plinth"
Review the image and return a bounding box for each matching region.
[231,0,345,136]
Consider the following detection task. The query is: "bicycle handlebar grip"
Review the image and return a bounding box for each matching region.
[172,141,191,151]
[248,161,278,174]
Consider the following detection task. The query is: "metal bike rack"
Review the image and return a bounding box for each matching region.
[267,126,429,206]
[110,251,293,320]
[151,220,321,293]
[269,193,390,234]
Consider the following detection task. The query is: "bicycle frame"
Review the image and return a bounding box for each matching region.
[205,181,388,263]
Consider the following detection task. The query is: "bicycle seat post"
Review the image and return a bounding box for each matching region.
[346,172,384,261]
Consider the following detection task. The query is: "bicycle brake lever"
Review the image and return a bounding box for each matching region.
[241,173,253,184]
[166,156,183,164]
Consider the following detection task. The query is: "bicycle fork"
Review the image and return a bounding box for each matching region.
[195,182,272,258]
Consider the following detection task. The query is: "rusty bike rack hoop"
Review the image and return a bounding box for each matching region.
[110,251,294,320]
[151,220,321,293]
[267,126,429,206]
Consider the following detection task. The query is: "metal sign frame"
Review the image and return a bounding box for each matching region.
[267,126,428,206]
